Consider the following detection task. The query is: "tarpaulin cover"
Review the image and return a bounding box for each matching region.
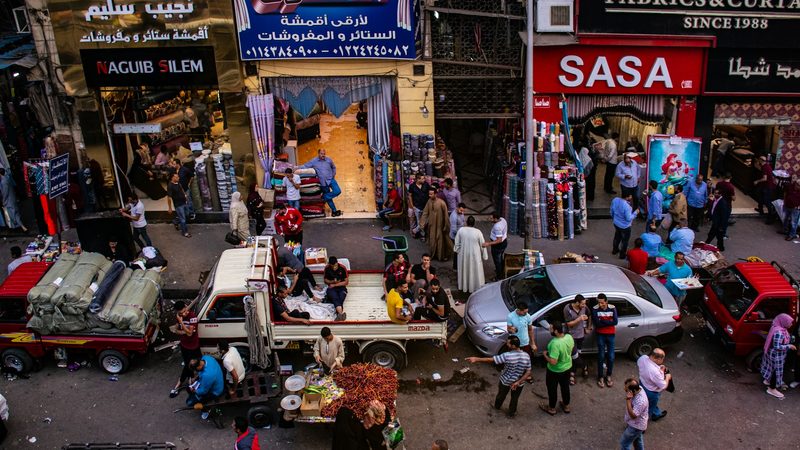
[105,269,161,334]
[27,253,79,306]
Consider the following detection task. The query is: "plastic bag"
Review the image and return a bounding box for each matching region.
[382,418,405,449]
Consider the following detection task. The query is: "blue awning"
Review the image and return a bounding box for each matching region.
[0,34,36,71]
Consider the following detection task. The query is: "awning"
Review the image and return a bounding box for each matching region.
[0,34,36,71]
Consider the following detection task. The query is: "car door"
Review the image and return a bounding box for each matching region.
[531,298,570,354]
[608,296,645,352]
[739,296,794,353]
[197,293,248,348]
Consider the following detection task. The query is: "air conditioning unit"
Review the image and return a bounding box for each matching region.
[536,0,574,33]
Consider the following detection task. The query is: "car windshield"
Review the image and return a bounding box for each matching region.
[501,267,560,313]
[711,266,757,320]
[622,269,663,308]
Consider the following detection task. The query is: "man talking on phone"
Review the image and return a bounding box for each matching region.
[621,378,649,450]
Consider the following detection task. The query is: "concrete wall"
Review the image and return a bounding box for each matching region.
[245,59,435,135]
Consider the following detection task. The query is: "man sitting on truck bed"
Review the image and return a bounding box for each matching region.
[324,256,349,322]
[186,355,224,419]
[273,286,312,325]
[387,280,414,324]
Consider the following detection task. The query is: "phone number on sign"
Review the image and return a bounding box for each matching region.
[245,44,412,59]
[683,16,768,29]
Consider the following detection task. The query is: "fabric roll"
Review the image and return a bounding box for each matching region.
[509,200,519,235]
[566,185,575,239]
[190,176,202,212]
[556,191,564,241]
[547,184,557,238]
[89,260,127,314]
[539,179,548,237]
[207,159,221,211]
[578,178,588,230]
[196,160,213,211]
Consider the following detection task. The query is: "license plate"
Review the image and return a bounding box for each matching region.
[705,320,716,334]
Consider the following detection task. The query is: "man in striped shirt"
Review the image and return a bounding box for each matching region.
[467,335,532,417]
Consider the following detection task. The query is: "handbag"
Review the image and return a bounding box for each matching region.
[225,229,240,245]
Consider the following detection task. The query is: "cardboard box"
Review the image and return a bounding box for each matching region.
[300,392,322,417]
[257,188,275,209]
[305,247,327,265]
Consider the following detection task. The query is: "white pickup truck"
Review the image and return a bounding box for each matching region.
[193,237,447,370]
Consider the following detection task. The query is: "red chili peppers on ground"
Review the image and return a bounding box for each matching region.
[320,363,398,419]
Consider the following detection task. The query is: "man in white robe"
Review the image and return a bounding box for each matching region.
[453,215,488,293]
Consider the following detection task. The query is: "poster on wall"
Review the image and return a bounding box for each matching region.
[647,135,702,210]
[234,0,416,60]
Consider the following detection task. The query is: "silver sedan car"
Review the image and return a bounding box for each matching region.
[464,263,683,358]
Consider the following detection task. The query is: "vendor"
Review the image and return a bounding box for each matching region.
[103,236,132,264]
[324,256,349,322]
[186,355,224,419]
[314,327,345,374]
[273,286,312,325]
[646,251,692,306]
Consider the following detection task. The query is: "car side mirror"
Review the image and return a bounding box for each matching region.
[537,319,550,329]
[745,312,760,322]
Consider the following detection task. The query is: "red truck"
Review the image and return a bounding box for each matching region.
[0,262,159,375]
[700,261,799,370]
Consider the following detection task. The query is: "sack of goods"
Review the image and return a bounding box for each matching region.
[27,252,162,335]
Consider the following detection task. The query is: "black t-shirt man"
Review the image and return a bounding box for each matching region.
[324,265,348,292]
[410,264,428,282]
[167,182,187,207]
[408,181,431,210]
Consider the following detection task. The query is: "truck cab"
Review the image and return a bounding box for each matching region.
[701,261,798,367]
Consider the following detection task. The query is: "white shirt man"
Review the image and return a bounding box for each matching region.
[220,344,246,396]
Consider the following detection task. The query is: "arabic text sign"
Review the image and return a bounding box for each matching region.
[79,0,209,45]
[236,0,416,60]
[706,48,800,94]
[81,46,217,87]
[48,154,70,199]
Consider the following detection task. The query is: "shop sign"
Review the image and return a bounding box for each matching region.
[48,154,70,199]
[706,48,800,94]
[578,0,800,48]
[81,46,217,87]
[235,0,416,60]
[76,0,209,46]
[533,46,704,95]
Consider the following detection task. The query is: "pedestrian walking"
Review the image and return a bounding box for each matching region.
[482,212,508,280]
[646,252,692,307]
[540,321,574,416]
[178,157,196,220]
[507,301,537,365]
[685,174,708,231]
[611,193,638,259]
[420,187,453,261]
[467,335,531,418]
[761,313,796,399]
[637,348,671,422]
[301,148,341,216]
[602,132,620,194]
[0,167,26,231]
[377,181,402,231]
[646,181,663,228]
[592,293,618,388]
[564,295,591,383]
[407,173,430,240]
[229,191,250,244]
[169,301,201,397]
[782,177,800,241]
[706,188,731,251]
[620,378,649,450]
[441,178,461,213]
[667,184,687,234]
[246,183,266,236]
[577,139,596,202]
[120,193,153,250]
[233,416,261,450]
[616,153,641,211]
[167,172,191,238]
[453,216,488,293]
[275,203,304,245]
[753,154,776,222]
[449,203,466,269]
[282,167,301,210]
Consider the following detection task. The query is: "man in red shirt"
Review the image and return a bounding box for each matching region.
[377,181,403,231]
[275,204,304,245]
[382,252,408,296]
[169,301,201,397]
[626,238,649,275]
[754,155,777,221]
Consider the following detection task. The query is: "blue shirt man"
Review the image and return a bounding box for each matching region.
[301,150,337,187]
[615,159,640,188]
[651,253,692,299]
[640,230,663,257]
[611,197,636,229]
[507,304,534,348]
[647,186,664,223]
[685,178,708,208]
[669,224,695,255]
[194,355,224,399]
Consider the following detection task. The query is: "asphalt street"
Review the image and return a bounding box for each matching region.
[0,214,799,449]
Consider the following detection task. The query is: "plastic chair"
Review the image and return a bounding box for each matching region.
[503,252,525,278]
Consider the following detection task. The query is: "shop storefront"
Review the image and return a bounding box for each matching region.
[235,0,439,217]
[49,0,246,215]
[531,36,709,209]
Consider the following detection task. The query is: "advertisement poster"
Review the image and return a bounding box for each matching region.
[647,135,702,210]
[235,0,416,60]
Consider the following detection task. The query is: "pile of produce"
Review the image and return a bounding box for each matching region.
[320,363,398,419]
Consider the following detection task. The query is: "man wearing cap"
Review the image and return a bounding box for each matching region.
[616,153,641,211]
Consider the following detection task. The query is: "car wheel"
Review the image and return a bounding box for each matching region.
[745,349,763,373]
[248,404,278,428]
[98,350,129,374]
[628,337,659,360]
[2,348,34,374]
[363,343,406,371]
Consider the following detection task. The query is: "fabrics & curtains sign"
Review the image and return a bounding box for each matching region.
[234,0,416,60]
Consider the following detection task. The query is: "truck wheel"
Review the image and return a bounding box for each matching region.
[2,349,34,374]
[248,404,277,428]
[98,350,129,374]
[628,337,659,360]
[363,343,406,371]
[746,350,763,373]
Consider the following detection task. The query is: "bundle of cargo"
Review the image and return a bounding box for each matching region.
[26,252,162,335]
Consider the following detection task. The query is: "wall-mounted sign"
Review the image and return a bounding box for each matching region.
[235,0,416,60]
[48,153,70,199]
[706,48,800,95]
[533,45,704,95]
[81,46,218,87]
[578,0,800,48]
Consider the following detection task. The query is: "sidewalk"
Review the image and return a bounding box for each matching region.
[0,215,796,295]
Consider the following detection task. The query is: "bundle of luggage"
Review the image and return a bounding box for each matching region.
[27,252,162,335]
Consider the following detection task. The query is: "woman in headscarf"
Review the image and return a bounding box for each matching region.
[246,183,266,236]
[229,191,250,243]
[761,313,796,399]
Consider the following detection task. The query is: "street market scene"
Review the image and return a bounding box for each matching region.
[0,0,799,449]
